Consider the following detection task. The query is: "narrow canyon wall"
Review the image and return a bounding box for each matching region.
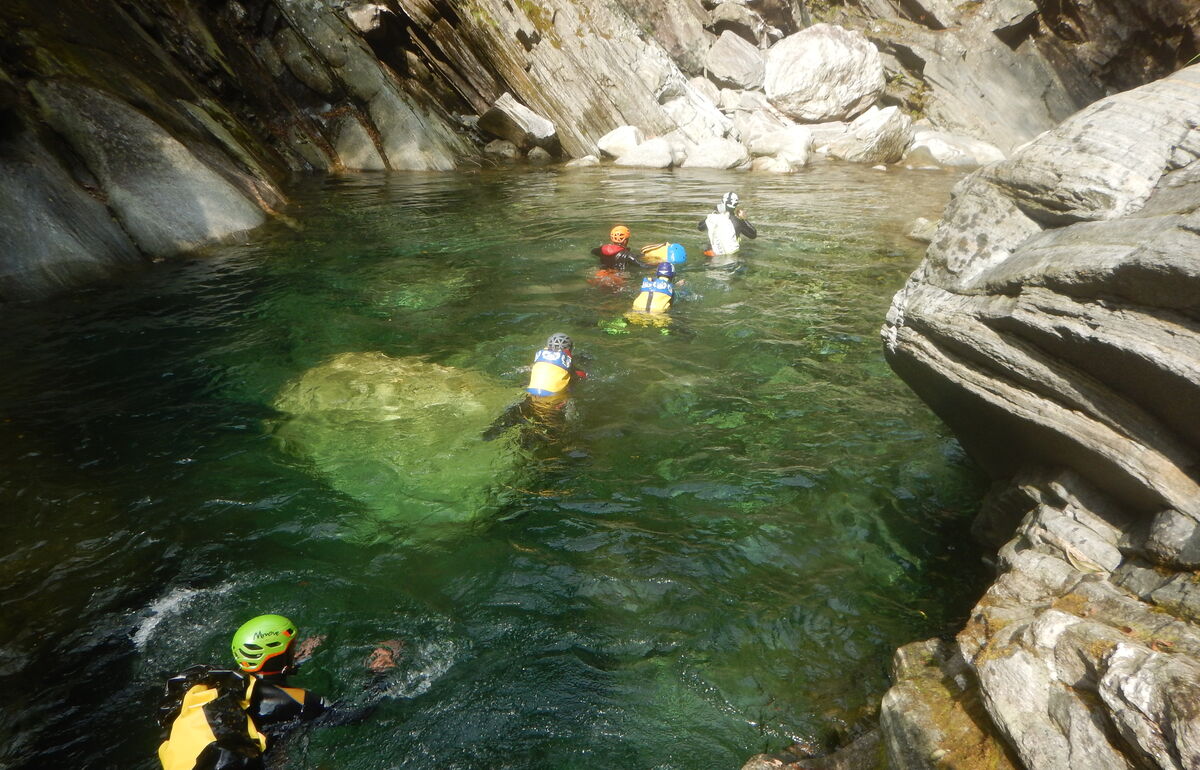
[3,0,1199,300]
[880,64,1200,769]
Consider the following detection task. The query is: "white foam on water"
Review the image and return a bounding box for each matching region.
[132,583,232,650]
[385,639,459,698]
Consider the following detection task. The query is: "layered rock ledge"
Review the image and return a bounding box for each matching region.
[878,64,1200,768]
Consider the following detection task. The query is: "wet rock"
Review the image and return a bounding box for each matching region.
[483,139,520,159]
[598,125,646,158]
[680,136,750,168]
[905,128,1005,169]
[906,217,937,244]
[564,154,601,168]
[29,80,265,258]
[333,114,387,170]
[0,132,143,299]
[746,124,811,167]
[614,137,675,168]
[826,106,913,164]
[764,24,885,122]
[705,30,765,90]
[272,352,518,536]
[477,92,559,154]
[273,26,336,97]
[526,146,553,164]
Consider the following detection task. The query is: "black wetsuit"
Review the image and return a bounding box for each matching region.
[590,244,651,270]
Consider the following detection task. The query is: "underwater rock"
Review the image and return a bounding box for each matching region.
[272,352,519,534]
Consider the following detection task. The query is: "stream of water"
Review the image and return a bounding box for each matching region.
[0,164,986,769]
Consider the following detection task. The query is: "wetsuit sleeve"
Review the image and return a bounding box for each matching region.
[697,218,707,231]
[619,248,650,269]
[590,246,603,257]
[734,216,757,239]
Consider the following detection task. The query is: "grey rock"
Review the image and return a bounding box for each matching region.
[747,124,811,166]
[0,132,142,299]
[826,106,913,164]
[526,146,553,164]
[563,154,601,168]
[705,30,765,90]
[905,128,1005,169]
[483,139,520,159]
[680,136,750,168]
[1145,509,1200,569]
[29,80,264,258]
[764,24,885,122]
[273,26,336,97]
[614,137,675,168]
[333,114,386,170]
[708,2,769,46]
[906,217,937,244]
[598,126,645,158]
[477,92,559,153]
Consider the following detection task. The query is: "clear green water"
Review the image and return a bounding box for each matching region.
[0,165,986,769]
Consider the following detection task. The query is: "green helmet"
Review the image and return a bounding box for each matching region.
[231,614,297,673]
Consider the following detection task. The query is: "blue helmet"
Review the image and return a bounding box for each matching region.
[656,262,676,278]
[666,243,687,264]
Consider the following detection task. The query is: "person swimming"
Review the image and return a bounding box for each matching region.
[589,225,650,289]
[483,333,587,443]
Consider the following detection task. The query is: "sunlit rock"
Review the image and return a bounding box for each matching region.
[905,128,1006,169]
[333,114,387,171]
[614,137,675,168]
[272,353,519,534]
[826,106,914,164]
[477,92,559,154]
[598,125,645,158]
[764,24,885,122]
[681,137,751,169]
[705,30,765,90]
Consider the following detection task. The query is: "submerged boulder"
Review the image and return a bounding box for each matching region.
[272,353,519,535]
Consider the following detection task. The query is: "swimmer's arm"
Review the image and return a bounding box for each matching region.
[735,214,756,239]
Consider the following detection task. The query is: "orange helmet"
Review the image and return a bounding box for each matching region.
[609,225,630,244]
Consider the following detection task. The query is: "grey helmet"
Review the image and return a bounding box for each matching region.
[545,333,573,352]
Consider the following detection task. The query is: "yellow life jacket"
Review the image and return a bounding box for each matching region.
[631,276,673,314]
[527,349,572,396]
[639,243,669,264]
[158,671,267,770]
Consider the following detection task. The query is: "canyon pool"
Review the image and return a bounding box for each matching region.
[0,164,987,769]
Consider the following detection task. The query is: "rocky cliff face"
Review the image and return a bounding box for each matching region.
[880,64,1200,769]
[3,0,1198,300]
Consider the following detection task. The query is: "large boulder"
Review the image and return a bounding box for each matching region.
[705,30,765,90]
[598,125,646,158]
[614,137,676,168]
[826,106,914,164]
[477,92,560,154]
[680,136,751,169]
[880,64,1200,769]
[272,353,520,537]
[904,127,1006,169]
[764,24,885,122]
[747,124,812,167]
[28,80,266,258]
